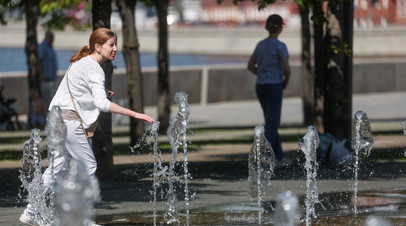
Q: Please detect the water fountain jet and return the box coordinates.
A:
[132,121,167,225]
[19,106,68,225]
[352,111,374,215]
[53,159,101,226]
[19,128,49,225]
[166,91,191,225]
[44,105,68,224]
[248,125,275,224]
[298,125,320,226]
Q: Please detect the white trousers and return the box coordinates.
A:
[24,120,97,216]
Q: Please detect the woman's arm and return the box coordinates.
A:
[247,55,257,75]
[109,102,155,123]
[281,57,290,89]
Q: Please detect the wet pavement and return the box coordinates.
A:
[1,92,406,225]
[2,160,406,225]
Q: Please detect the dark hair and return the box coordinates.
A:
[70,28,116,63]
[265,14,284,34]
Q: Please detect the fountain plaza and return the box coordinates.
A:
[1,92,406,225]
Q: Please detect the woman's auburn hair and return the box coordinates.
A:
[70,28,116,63]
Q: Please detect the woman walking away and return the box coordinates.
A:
[20,28,155,226]
[247,14,291,170]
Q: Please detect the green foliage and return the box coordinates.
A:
[0,0,21,25]
[256,0,277,10]
[329,42,351,57]
[329,44,340,54]
[42,10,69,30]
[217,0,328,24]
[217,0,276,11]
[343,42,351,56]
[0,0,91,30]
[40,0,91,31]
[142,0,154,8]
[40,0,80,14]
[299,0,354,25]
[306,0,328,25]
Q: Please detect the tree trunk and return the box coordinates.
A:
[323,1,353,141]
[92,0,112,29]
[323,2,349,140]
[117,0,145,146]
[299,5,313,126]
[343,1,354,140]
[154,0,171,134]
[24,0,40,127]
[312,1,325,134]
[91,0,114,181]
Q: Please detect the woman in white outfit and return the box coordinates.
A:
[20,28,155,225]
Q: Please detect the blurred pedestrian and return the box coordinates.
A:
[28,89,46,129]
[247,14,291,169]
[39,30,58,108]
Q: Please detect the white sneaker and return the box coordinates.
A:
[85,219,101,226]
[19,212,35,225]
[275,157,292,169]
[19,211,48,226]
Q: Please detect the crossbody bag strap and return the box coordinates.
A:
[65,64,88,135]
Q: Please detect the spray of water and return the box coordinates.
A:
[273,191,299,226]
[46,106,67,149]
[45,106,68,224]
[53,159,101,226]
[18,106,68,225]
[352,111,374,215]
[298,125,320,226]
[363,215,392,226]
[40,106,100,225]
[248,125,275,224]
[166,92,191,225]
[402,121,406,157]
[133,121,168,225]
[19,128,51,225]
[149,122,167,226]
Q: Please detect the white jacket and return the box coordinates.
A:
[49,55,110,128]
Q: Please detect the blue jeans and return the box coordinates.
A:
[256,83,284,160]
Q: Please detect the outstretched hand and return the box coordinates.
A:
[108,102,155,122]
[134,113,155,123]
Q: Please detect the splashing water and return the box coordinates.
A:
[363,215,392,226]
[131,121,169,225]
[53,159,101,226]
[135,121,168,225]
[18,106,67,225]
[148,122,167,226]
[248,125,275,224]
[273,191,299,226]
[19,128,52,225]
[166,92,191,225]
[46,106,67,148]
[402,121,406,158]
[402,121,406,136]
[150,122,168,226]
[298,125,320,226]
[352,111,374,157]
[45,106,68,222]
[352,111,374,215]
